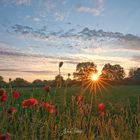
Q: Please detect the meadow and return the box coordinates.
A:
[0,85,140,140]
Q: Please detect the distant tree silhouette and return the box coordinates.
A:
[73,62,97,81]
[11,78,29,87]
[131,68,140,84]
[102,63,125,80]
[128,67,137,78]
[32,79,44,86]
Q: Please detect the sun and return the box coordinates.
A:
[91,73,99,81]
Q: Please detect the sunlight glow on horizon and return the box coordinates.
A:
[91,73,99,81]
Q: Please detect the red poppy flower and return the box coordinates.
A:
[41,102,55,113]
[48,104,55,113]
[98,103,105,112]
[41,102,50,109]
[0,133,11,140]
[44,85,50,93]
[12,90,20,98]
[7,107,17,114]
[0,89,6,96]
[22,98,38,108]
[0,94,8,102]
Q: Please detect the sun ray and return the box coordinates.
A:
[81,71,112,101]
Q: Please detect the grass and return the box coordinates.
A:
[0,85,140,140]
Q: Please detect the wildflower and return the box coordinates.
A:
[0,94,8,102]
[44,85,50,93]
[41,102,55,113]
[48,104,55,113]
[0,133,11,140]
[12,90,20,98]
[41,102,50,108]
[7,107,17,114]
[22,98,38,108]
[98,103,105,112]
[0,89,6,96]
[59,62,63,68]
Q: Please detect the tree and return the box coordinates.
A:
[102,63,125,80]
[11,78,29,87]
[73,62,97,81]
[32,79,44,86]
[131,68,140,83]
[128,67,137,78]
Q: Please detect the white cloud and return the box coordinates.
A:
[0,0,31,6]
[55,12,65,21]
[15,0,31,5]
[77,0,104,16]
[26,15,41,22]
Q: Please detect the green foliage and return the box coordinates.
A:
[10,78,30,87]
[102,63,125,80]
[0,85,140,139]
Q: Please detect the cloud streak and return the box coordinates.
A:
[77,0,104,16]
[10,24,140,55]
[0,0,31,6]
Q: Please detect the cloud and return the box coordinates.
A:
[0,42,81,62]
[0,0,31,6]
[55,12,65,21]
[0,68,57,75]
[131,56,140,62]
[77,0,104,16]
[25,15,41,22]
[78,27,140,50]
[11,24,48,40]
[10,24,140,54]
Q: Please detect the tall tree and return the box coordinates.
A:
[73,62,97,81]
[128,67,137,78]
[102,63,125,80]
[131,68,140,83]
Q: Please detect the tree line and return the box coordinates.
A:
[0,62,140,87]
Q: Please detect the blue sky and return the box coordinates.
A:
[0,0,140,81]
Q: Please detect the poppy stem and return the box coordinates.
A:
[87,83,96,138]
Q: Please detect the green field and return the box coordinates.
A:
[0,85,140,140]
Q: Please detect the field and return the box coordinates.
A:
[0,85,140,140]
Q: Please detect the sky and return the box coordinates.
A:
[0,0,140,82]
